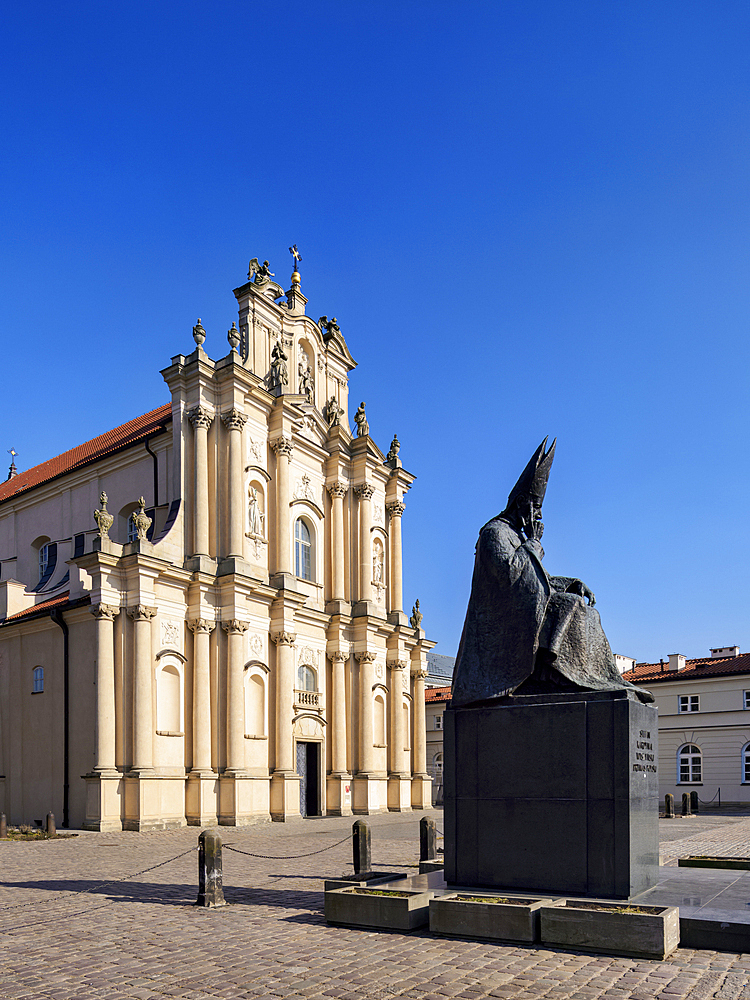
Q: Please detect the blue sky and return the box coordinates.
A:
[3,2,750,663]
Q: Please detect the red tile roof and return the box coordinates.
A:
[426,685,452,703]
[2,592,90,624]
[0,403,172,505]
[623,653,750,684]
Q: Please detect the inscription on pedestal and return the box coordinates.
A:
[633,729,656,773]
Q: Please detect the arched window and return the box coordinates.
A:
[432,752,443,775]
[298,664,317,691]
[32,667,44,694]
[295,517,313,580]
[374,693,386,746]
[156,663,182,733]
[33,537,57,588]
[678,744,702,784]
[743,743,750,783]
[245,670,266,738]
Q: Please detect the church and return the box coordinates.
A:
[0,255,433,830]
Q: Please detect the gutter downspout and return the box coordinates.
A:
[144,435,159,508]
[50,609,69,828]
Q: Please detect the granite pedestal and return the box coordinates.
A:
[444,689,659,899]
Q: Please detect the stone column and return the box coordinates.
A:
[355,485,374,603]
[127,605,157,773]
[271,631,296,773]
[271,438,293,575]
[386,501,405,613]
[222,619,249,773]
[388,659,407,775]
[189,406,214,557]
[331,652,349,774]
[221,408,248,559]
[188,619,215,773]
[91,604,120,773]
[356,651,376,774]
[411,664,428,777]
[327,482,348,602]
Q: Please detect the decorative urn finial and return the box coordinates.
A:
[227,322,240,351]
[192,318,206,346]
[94,491,114,539]
[130,497,152,542]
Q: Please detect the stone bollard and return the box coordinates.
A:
[682,792,692,817]
[196,829,226,908]
[352,819,371,876]
[690,790,699,814]
[46,812,56,837]
[420,816,437,861]
[664,793,675,819]
[0,814,6,839]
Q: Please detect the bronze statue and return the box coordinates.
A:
[451,438,654,707]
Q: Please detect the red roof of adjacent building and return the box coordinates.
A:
[426,685,452,703]
[623,653,750,684]
[0,403,172,505]
[1,592,91,624]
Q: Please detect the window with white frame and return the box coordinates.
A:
[37,542,57,584]
[295,518,312,580]
[679,694,699,713]
[743,744,750,783]
[298,664,317,691]
[432,752,443,775]
[32,666,44,693]
[434,713,443,730]
[678,744,702,783]
[744,691,750,710]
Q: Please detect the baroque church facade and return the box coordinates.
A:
[0,258,433,830]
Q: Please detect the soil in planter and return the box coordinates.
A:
[349,889,414,898]
[453,895,537,905]
[564,902,664,915]
[2,830,79,842]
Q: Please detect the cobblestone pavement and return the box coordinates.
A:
[0,811,749,999]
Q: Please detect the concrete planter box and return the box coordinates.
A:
[418,860,444,875]
[430,892,555,943]
[540,900,680,960]
[323,872,406,892]
[324,885,433,930]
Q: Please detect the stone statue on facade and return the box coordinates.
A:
[386,434,400,462]
[451,438,655,708]
[130,497,152,541]
[248,258,275,284]
[324,395,344,428]
[410,600,423,630]
[298,361,314,401]
[354,402,369,437]
[93,492,114,539]
[247,487,264,537]
[270,340,289,388]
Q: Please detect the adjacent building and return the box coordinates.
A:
[0,259,434,830]
[623,647,750,808]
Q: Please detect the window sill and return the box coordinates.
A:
[244,734,268,740]
[374,744,386,749]
[31,691,44,696]
[677,782,703,786]
[156,731,184,737]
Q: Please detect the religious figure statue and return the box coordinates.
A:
[248,258,275,284]
[247,487,264,537]
[451,438,654,707]
[373,540,384,584]
[270,340,288,388]
[325,395,344,428]
[318,316,341,340]
[354,401,369,437]
[298,361,314,401]
[410,600,423,630]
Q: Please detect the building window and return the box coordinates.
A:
[678,744,702,783]
[434,713,443,730]
[73,534,85,558]
[679,695,699,713]
[295,518,312,580]
[743,744,750,783]
[744,691,750,710]
[432,752,444,775]
[298,665,317,691]
[32,667,44,693]
[38,542,57,585]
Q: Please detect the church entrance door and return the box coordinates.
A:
[296,741,320,817]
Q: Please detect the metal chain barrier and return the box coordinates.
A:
[223,832,351,860]
[0,844,197,915]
